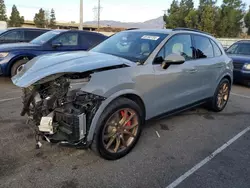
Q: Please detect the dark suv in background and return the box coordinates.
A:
[0,30,108,76]
[0,28,50,44]
[226,40,250,85]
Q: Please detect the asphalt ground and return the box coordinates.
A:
[0,77,250,188]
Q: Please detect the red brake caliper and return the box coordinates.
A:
[121,110,131,126]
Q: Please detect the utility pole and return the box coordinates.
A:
[93,0,102,32]
[97,0,101,32]
[79,0,83,30]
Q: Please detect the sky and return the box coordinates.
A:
[6,0,250,23]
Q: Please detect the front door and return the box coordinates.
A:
[51,32,80,51]
[149,34,203,118]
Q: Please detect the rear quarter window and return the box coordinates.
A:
[210,39,222,57]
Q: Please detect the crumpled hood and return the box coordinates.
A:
[0,42,41,51]
[228,54,250,63]
[12,51,135,87]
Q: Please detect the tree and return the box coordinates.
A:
[197,0,218,35]
[8,5,24,27]
[44,9,50,28]
[244,6,250,35]
[178,0,194,27]
[34,8,46,28]
[49,9,56,28]
[217,0,245,37]
[0,0,7,21]
[185,9,199,29]
[165,0,181,28]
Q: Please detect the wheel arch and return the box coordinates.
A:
[222,75,232,85]
[8,54,36,75]
[87,90,146,143]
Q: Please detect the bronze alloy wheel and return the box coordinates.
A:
[217,82,230,109]
[102,108,139,153]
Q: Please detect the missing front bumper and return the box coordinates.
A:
[38,110,87,144]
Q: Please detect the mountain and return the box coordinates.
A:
[84,16,164,29]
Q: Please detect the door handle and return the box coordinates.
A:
[186,69,198,73]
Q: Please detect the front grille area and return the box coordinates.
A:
[54,110,81,142]
[233,62,244,70]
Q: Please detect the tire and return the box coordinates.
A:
[11,59,29,77]
[208,78,231,112]
[91,97,143,160]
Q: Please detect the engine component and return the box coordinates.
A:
[21,74,105,144]
[38,112,54,134]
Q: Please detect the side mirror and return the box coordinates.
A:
[161,53,185,69]
[52,42,62,48]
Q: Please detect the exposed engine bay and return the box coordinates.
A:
[21,73,105,147]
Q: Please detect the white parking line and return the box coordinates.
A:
[166,126,250,188]
[0,97,20,103]
[231,92,250,99]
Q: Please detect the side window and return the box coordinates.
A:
[210,39,222,57]
[1,31,23,41]
[193,35,214,58]
[53,33,79,46]
[81,34,106,47]
[24,30,45,41]
[154,34,194,63]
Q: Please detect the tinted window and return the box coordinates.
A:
[53,33,79,46]
[193,35,214,58]
[1,30,23,41]
[24,30,47,41]
[226,43,250,55]
[91,31,167,63]
[154,34,194,63]
[210,39,222,57]
[81,33,106,48]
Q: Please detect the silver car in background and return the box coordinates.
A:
[12,28,233,160]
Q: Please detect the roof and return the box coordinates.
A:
[122,29,173,34]
[121,28,213,37]
[48,29,107,37]
[236,40,250,43]
[7,27,51,31]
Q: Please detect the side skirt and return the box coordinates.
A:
[147,98,210,123]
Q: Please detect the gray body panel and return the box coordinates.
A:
[12,51,135,87]
[12,29,233,143]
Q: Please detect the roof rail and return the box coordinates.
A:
[173,27,212,36]
[125,28,139,30]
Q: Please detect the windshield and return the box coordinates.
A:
[226,42,250,55]
[0,29,6,35]
[30,30,62,45]
[91,31,168,62]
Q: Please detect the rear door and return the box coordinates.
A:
[192,34,223,97]
[0,30,24,43]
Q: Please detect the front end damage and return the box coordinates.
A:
[21,73,105,148]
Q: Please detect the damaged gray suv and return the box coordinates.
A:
[12,28,233,160]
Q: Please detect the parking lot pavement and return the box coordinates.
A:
[0,78,250,188]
